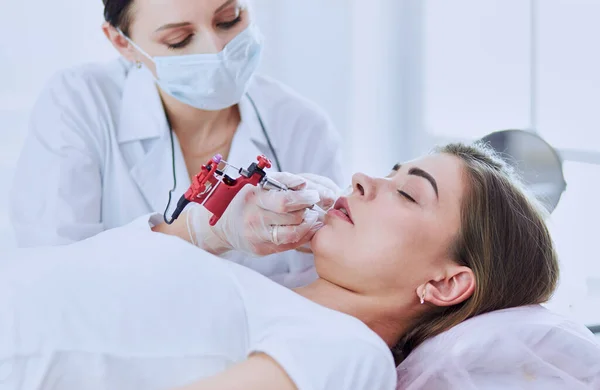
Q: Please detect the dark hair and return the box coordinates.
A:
[103,0,135,36]
[393,142,559,363]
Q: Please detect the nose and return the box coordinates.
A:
[196,31,222,54]
[351,172,377,201]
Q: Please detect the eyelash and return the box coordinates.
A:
[217,14,243,29]
[168,35,194,50]
[167,14,243,50]
[398,190,417,204]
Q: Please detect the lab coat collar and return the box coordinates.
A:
[118,66,185,216]
[122,73,273,215]
[129,130,190,216]
[117,66,169,144]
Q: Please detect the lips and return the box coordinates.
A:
[329,197,353,224]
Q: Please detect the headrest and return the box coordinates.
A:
[396,305,600,389]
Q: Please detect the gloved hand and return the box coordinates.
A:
[186,172,336,257]
[296,173,341,211]
[292,173,343,254]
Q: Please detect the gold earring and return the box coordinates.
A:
[420,286,427,305]
[136,61,142,69]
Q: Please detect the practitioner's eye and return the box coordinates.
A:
[167,35,194,50]
[216,6,244,30]
[217,15,242,30]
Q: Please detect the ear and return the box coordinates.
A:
[102,22,137,63]
[420,266,475,307]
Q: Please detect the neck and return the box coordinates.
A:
[160,90,239,145]
[295,278,414,347]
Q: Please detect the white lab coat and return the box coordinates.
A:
[10,58,345,287]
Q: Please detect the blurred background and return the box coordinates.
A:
[0,0,598,331]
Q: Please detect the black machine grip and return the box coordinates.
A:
[165,196,191,224]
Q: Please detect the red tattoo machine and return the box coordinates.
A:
[164,154,288,226]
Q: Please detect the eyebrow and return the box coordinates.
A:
[155,22,192,33]
[392,164,439,199]
[154,0,236,33]
[216,0,236,13]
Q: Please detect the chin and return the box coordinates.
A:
[311,225,330,253]
[310,224,339,258]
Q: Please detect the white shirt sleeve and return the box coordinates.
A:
[10,71,107,247]
[252,337,397,390]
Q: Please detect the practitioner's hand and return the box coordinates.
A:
[186,172,331,256]
[292,173,342,254]
[295,173,340,210]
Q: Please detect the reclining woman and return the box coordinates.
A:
[1,142,598,389]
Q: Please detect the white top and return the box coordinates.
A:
[0,215,396,390]
[396,305,600,389]
[10,58,346,288]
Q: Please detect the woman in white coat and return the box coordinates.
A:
[10,0,344,287]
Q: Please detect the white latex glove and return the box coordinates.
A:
[187,172,335,256]
[293,173,343,254]
[296,173,341,211]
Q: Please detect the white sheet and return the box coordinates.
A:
[396,305,600,389]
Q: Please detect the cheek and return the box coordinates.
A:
[348,212,409,273]
[360,203,411,250]
[354,205,429,269]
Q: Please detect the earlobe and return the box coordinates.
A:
[422,266,475,307]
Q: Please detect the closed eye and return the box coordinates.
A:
[217,15,242,29]
[168,34,194,50]
[398,190,417,203]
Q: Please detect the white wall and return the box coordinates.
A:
[254,0,418,177]
[423,0,532,138]
[0,0,114,109]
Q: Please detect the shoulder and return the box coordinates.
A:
[227,266,396,389]
[256,320,396,390]
[331,337,397,390]
[29,58,131,152]
[40,58,129,104]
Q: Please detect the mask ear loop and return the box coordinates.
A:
[116,28,154,65]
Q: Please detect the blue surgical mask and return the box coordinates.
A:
[120,25,263,111]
